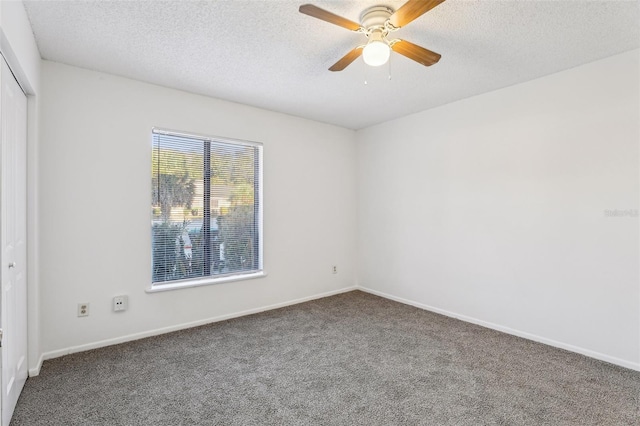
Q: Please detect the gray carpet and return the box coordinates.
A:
[11,291,640,425]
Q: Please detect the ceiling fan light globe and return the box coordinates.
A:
[363,41,390,67]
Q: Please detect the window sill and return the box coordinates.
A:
[146,270,267,293]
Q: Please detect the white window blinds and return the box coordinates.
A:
[151,129,262,285]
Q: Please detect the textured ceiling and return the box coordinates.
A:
[23,0,640,129]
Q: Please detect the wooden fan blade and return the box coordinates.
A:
[329,47,363,71]
[391,40,441,66]
[388,0,446,28]
[299,4,362,31]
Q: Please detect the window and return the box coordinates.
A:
[151,129,263,289]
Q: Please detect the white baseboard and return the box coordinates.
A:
[28,353,44,377]
[34,285,357,375]
[32,284,638,376]
[356,285,640,372]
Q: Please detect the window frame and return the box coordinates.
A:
[147,127,265,293]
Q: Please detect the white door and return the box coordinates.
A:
[0,58,28,426]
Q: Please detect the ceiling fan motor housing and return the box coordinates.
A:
[360,6,394,30]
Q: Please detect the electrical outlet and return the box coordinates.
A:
[113,295,128,312]
[77,303,90,317]
[332,265,338,274]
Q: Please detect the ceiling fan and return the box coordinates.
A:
[299,0,446,71]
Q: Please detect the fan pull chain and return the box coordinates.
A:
[363,57,368,85]
[388,54,392,80]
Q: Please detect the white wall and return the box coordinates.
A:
[357,50,640,370]
[0,1,41,374]
[39,61,357,358]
